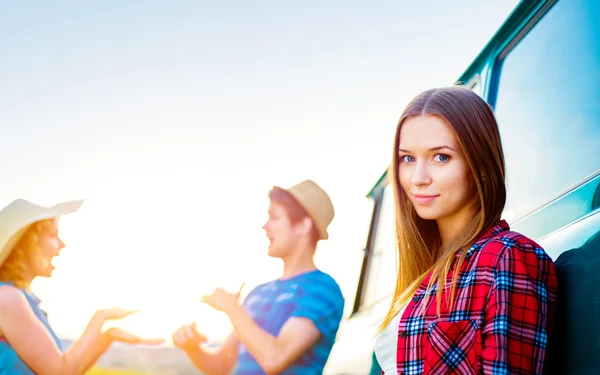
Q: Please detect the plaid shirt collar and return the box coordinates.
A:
[459,219,509,259]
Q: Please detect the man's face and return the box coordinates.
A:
[262,201,296,258]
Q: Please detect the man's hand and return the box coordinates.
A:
[201,284,245,314]
[172,322,208,350]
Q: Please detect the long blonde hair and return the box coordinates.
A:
[0,220,53,289]
[379,87,506,331]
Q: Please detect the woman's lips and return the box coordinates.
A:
[412,194,439,205]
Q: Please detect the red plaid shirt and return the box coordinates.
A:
[392,220,557,375]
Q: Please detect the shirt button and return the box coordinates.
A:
[413,296,419,302]
[400,331,407,338]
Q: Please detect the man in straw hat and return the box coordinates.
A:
[173,179,345,375]
[0,199,163,374]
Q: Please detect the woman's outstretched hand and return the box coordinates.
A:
[105,327,165,345]
[96,307,139,321]
[90,308,164,345]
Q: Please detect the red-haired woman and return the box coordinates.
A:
[0,199,163,375]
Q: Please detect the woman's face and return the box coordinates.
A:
[397,115,477,231]
[29,219,65,278]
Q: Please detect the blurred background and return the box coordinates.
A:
[1,0,519,373]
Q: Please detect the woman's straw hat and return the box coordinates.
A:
[0,199,83,267]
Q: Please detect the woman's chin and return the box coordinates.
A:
[37,266,55,278]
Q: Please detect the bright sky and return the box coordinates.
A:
[1,1,518,343]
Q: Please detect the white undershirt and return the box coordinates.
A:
[374,305,407,374]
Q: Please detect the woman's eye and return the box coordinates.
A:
[434,154,450,162]
[400,155,415,163]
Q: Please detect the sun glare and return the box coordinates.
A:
[37,199,279,344]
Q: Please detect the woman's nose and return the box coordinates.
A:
[56,238,65,252]
[411,161,432,186]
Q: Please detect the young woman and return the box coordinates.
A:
[374,86,557,374]
[0,199,163,375]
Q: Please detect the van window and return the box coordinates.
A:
[361,185,396,308]
[493,0,600,223]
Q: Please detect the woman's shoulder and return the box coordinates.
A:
[484,229,546,255]
[474,221,553,269]
[0,284,30,312]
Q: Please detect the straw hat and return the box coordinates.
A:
[279,180,334,240]
[0,199,83,267]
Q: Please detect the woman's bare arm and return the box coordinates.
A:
[0,286,112,375]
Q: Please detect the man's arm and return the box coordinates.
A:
[185,333,240,375]
[174,325,240,375]
[202,281,344,375]
[227,306,321,375]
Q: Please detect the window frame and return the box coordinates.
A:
[487,0,558,108]
[488,0,600,226]
[351,186,384,315]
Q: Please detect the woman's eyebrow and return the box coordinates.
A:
[398,145,456,153]
[428,145,456,152]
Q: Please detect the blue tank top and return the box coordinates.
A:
[0,282,63,374]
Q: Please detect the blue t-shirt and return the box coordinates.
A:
[0,282,63,374]
[234,269,344,375]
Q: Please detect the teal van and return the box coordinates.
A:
[324,0,600,373]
